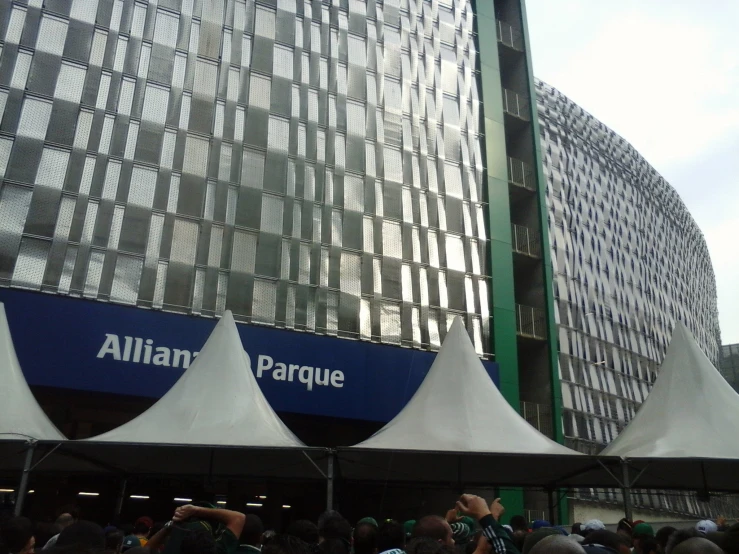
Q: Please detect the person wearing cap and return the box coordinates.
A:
[581,521,606,538]
[696,521,718,536]
[122,534,142,551]
[376,520,406,554]
[403,521,416,541]
[632,523,655,554]
[450,522,471,545]
[581,529,631,554]
[147,503,246,554]
[354,519,378,554]
[133,516,153,547]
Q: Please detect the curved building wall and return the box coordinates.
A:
[0,0,492,355]
[537,80,723,513]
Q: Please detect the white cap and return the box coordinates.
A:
[582,519,606,532]
[696,520,718,535]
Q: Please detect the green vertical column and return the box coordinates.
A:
[476,2,520,412]
[519,0,568,525]
[476,0,524,521]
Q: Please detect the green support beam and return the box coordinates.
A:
[477,1,525,521]
[519,0,568,525]
[477,10,521,410]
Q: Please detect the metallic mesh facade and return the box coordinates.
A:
[0,0,493,354]
[537,80,724,515]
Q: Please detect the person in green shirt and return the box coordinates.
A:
[148,504,245,554]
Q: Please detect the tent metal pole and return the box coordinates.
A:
[326,453,335,511]
[14,442,36,516]
[546,489,556,525]
[621,460,633,522]
[115,478,128,520]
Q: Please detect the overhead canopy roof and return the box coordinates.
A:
[600,321,739,492]
[46,311,328,479]
[338,317,615,488]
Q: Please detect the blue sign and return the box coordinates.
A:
[0,288,498,423]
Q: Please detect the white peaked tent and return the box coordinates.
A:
[47,311,329,480]
[0,302,68,514]
[0,303,66,445]
[337,317,615,488]
[599,321,739,492]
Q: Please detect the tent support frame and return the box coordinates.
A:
[14,442,36,516]
[546,488,556,525]
[326,453,335,511]
[302,450,327,479]
[624,461,654,520]
[115,478,128,519]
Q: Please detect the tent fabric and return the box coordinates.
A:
[601,321,739,459]
[351,316,578,455]
[599,322,739,492]
[0,302,65,442]
[85,310,305,448]
[339,317,614,487]
[44,311,329,479]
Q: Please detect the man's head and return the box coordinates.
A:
[286,520,319,545]
[56,520,105,552]
[671,537,723,554]
[450,523,471,546]
[134,516,153,538]
[318,512,351,542]
[242,514,264,547]
[666,529,701,554]
[56,513,76,530]
[530,535,585,554]
[354,523,378,554]
[581,521,606,537]
[656,527,677,554]
[377,520,405,553]
[582,530,631,554]
[318,511,343,534]
[633,524,655,554]
[412,516,454,547]
[105,529,124,554]
[522,529,563,554]
[0,517,34,554]
[696,521,718,536]
[406,536,455,554]
[57,504,81,522]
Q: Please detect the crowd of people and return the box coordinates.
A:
[2,495,738,554]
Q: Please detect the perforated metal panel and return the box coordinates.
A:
[538,80,722,513]
[0,0,492,354]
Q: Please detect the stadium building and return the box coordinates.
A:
[537,80,725,519]
[0,0,559,522]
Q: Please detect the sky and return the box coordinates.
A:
[525,0,739,344]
